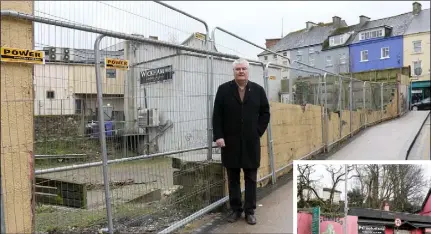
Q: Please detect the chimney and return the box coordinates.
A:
[306,21,317,29]
[265,38,281,49]
[149,36,158,40]
[332,16,342,28]
[413,2,422,15]
[359,15,370,25]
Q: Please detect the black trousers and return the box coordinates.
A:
[226,168,257,215]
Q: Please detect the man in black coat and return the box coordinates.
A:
[212,58,270,225]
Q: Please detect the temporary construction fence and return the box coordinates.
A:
[0,2,411,234]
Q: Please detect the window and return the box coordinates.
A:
[264,56,268,60]
[360,50,368,62]
[413,41,422,53]
[75,99,82,114]
[326,56,332,66]
[273,54,277,59]
[340,53,346,64]
[297,54,302,67]
[309,47,314,54]
[297,50,303,55]
[413,60,422,75]
[329,35,345,46]
[381,47,389,59]
[46,91,55,99]
[106,69,116,78]
[283,52,287,56]
[359,28,384,41]
[282,61,288,65]
[309,54,315,66]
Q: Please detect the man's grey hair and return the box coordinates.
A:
[232,58,250,70]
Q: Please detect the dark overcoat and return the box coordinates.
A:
[212,80,270,169]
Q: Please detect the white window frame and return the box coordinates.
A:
[309,47,314,54]
[413,60,422,72]
[360,50,368,62]
[326,55,332,66]
[359,28,384,41]
[309,54,315,66]
[413,40,422,53]
[381,47,389,59]
[340,53,346,64]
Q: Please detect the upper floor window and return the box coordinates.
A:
[309,47,315,54]
[273,54,277,59]
[309,54,315,66]
[264,56,268,60]
[329,35,345,47]
[283,52,287,56]
[326,56,332,67]
[46,90,55,99]
[359,28,384,41]
[413,60,422,71]
[340,53,346,64]
[360,50,368,62]
[297,50,303,55]
[413,40,422,53]
[381,47,390,59]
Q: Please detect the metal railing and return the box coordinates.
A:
[0,2,409,233]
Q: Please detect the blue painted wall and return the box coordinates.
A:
[349,36,403,73]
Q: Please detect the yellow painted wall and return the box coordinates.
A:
[224,93,400,196]
[403,32,431,81]
[1,1,35,233]
[70,64,125,95]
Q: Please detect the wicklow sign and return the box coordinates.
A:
[140,65,174,85]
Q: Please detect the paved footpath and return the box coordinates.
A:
[207,180,294,234]
[408,114,430,160]
[328,111,430,160]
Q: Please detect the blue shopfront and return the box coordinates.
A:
[410,80,431,104]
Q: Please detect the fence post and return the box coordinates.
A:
[349,78,353,136]
[363,82,367,128]
[380,82,384,121]
[322,73,328,152]
[264,63,276,184]
[338,76,343,138]
[94,34,114,234]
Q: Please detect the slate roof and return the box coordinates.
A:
[349,11,415,44]
[258,21,347,56]
[404,8,430,35]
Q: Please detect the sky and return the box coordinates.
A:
[300,163,431,201]
[33,1,431,60]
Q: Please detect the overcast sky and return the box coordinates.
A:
[299,163,431,201]
[34,1,430,59]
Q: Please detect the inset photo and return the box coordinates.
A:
[293,160,431,234]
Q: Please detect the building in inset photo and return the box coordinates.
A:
[294,161,431,234]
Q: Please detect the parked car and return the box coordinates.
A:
[411,97,431,111]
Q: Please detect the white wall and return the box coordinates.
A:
[134,53,282,154]
[34,64,75,115]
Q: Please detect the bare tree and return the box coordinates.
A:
[324,165,357,206]
[297,164,324,206]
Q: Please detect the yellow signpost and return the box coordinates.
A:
[105,58,129,70]
[0,47,45,64]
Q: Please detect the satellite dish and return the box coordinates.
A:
[414,67,422,76]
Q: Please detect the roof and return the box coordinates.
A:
[349,207,431,224]
[404,8,430,35]
[350,12,414,44]
[323,188,341,193]
[258,21,347,56]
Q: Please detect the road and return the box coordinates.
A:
[327,111,430,160]
[408,114,430,160]
[199,180,294,234]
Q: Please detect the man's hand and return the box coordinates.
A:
[215,138,225,148]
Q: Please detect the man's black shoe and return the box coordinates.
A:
[245,214,256,225]
[226,211,242,223]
